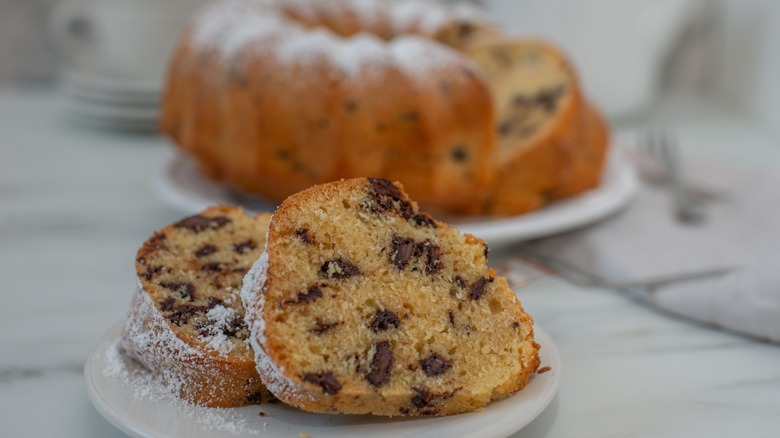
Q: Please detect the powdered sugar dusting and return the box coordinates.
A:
[121,282,259,407]
[332,32,389,77]
[241,252,270,347]
[342,0,386,25]
[390,35,469,75]
[103,339,260,435]
[390,0,447,36]
[275,27,340,65]
[241,252,314,403]
[189,0,490,67]
[202,304,239,356]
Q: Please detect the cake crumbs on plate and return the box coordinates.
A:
[537,366,552,374]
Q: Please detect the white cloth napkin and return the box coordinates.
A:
[520,159,780,343]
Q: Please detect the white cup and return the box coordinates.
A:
[50,0,208,84]
[483,0,697,119]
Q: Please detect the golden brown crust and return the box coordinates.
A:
[161,0,609,217]
[123,205,273,407]
[244,178,539,416]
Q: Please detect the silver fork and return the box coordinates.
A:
[640,130,706,224]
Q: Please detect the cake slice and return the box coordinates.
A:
[464,36,607,215]
[241,178,539,416]
[122,206,273,407]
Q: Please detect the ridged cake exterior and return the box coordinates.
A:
[161,0,609,216]
[241,178,540,416]
[122,206,273,407]
[162,0,497,214]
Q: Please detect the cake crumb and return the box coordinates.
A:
[537,366,551,374]
[258,411,267,417]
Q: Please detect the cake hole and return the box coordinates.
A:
[488,298,503,314]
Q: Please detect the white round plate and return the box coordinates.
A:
[61,69,161,103]
[85,323,560,438]
[155,145,638,246]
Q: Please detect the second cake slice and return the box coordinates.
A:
[242,178,539,416]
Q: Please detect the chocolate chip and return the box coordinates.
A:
[399,407,411,415]
[195,244,217,258]
[411,387,433,408]
[160,297,177,312]
[174,215,232,232]
[512,94,533,107]
[160,298,203,325]
[401,110,420,122]
[454,276,467,289]
[469,277,493,301]
[295,228,314,245]
[368,177,402,203]
[483,244,489,260]
[310,320,340,334]
[392,237,416,270]
[458,21,475,38]
[365,341,394,387]
[284,284,323,305]
[142,265,163,281]
[498,120,514,136]
[537,85,566,113]
[370,310,400,332]
[206,297,224,309]
[451,145,468,162]
[416,242,442,275]
[201,262,222,272]
[321,258,360,279]
[512,321,520,330]
[367,178,415,220]
[412,213,438,228]
[159,282,196,300]
[147,232,169,250]
[224,315,247,336]
[448,310,456,326]
[247,393,264,405]
[420,353,452,376]
[301,372,341,395]
[232,239,257,254]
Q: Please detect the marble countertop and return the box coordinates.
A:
[1,88,779,437]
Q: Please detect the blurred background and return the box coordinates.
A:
[1,0,779,134]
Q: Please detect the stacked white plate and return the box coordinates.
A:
[58,69,161,131]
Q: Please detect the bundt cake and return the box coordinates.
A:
[122,206,273,407]
[161,0,608,216]
[241,178,540,416]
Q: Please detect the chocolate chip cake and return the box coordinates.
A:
[122,206,273,407]
[241,178,540,416]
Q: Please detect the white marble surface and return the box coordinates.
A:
[1,88,779,437]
